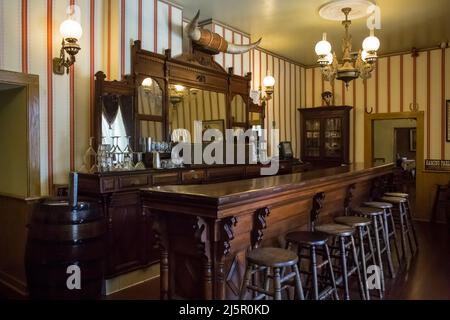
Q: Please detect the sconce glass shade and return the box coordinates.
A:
[315,40,332,56]
[325,52,334,64]
[174,85,186,92]
[142,77,153,87]
[263,75,276,88]
[362,35,380,52]
[60,19,83,40]
[361,50,368,62]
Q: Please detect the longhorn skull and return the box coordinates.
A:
[186,10,261,55]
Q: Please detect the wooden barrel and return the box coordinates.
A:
[25,198,106,299]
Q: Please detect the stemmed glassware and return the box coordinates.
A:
[79,137,98,173]
[110,136,123,171]
[134,152,146,170]
[123,136,135,170]
[97,137,112,172]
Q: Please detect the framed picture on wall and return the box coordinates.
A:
[410,129,417,152]
[447,100,450,142]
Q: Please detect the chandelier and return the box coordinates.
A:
[315,7,380,88]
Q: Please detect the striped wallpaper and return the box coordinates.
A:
[0,0,448,197]
[304,48,450,163]
[201,20,307,158]
[0,0,183,195]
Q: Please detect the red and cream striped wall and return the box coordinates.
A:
[305,48,450,163]
[0,0,183,195]
[201,20,307,158]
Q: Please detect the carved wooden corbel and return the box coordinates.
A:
[344,184,356,215]
[310,192,326,231]
[222,216,238,257]
[251,207,271,249]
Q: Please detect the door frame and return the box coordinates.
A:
[364,112,424,171]
[0,69,40,197]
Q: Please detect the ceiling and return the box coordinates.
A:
[173,0,450,65]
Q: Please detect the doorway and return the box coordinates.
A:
[365,112,425,218]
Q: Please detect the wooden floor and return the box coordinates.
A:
[106,222,450,300]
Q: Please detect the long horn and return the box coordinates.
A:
[226,38,262,54]
[185,10,201,41]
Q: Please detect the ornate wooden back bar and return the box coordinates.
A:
[93,40,263,149]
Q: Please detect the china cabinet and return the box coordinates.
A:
[299,106,352,167]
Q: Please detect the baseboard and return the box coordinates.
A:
[104,264,160,296]
[0,269,28,299]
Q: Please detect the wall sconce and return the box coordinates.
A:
[53,6,83,75]
[261,75,275,101]
[251,74,275,106]
[169,85,187,108]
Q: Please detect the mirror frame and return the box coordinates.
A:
[94,40,266,151]
[93,71,136,150]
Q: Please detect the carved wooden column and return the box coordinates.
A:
[150,209,170,300]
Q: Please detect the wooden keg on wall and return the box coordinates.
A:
[25,195,106,299]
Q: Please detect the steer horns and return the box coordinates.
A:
[186,10,261,55]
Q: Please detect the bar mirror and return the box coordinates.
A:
[168,84,227,142]
[138,77,164,143]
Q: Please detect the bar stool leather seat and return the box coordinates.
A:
[363,202,393,210]
[384,192,409,198]
[334,216,371,228]
[380,196,407,204]
[286,231,329,246]
[315,224,354,237]
[351,207,384,216]
[246,247,299,268]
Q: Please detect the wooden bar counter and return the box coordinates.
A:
[141,163,394,300]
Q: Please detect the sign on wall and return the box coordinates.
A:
[425,159,450,172]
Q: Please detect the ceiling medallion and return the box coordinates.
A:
[315,1,380,88]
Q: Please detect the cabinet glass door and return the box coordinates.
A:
[324,118,342,158]
[305,120,321,157]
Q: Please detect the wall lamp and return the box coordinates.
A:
[251,74,275,106]
[53,6,83,75]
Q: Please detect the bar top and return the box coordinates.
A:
[141,163,394,205]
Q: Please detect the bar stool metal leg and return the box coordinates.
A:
[372,217,385,298]
[405,200,419,250]
[338,237,350,300]
[357,226,370,300]
[273,268,282,300]
[351,236,366,300]
[324,244,339,300]
[293,264,305,300]
[387,208,402,266]
[402,202,415,257]
[380,214,395,278]
[310,246,319,301]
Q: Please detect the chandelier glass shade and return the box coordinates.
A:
[315,7,380,88]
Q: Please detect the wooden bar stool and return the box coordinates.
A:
[350,206,393,298]
[285,231,338,300]
[384,192,419,250]
[334,216,377,300]
[314,224,366,300]
[285,192,339,300]
[364,201,402,267]
[308,193,365,300]
[380,196,416,258]
[239,247,305,300]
